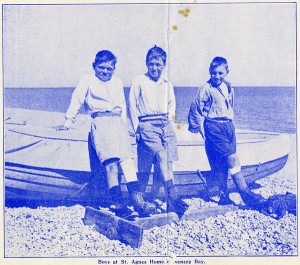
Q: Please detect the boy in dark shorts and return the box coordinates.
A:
[188,57,265,208]
[129,46,189,217]
[56,50,156,218]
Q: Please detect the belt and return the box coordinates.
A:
[91,111,121,119]
[205,117,232,123]
[138,113,168,122]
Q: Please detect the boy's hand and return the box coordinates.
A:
[128,130,135,138]
[135,132,140,142]
[55,125,69,131]
[199,127,206,140]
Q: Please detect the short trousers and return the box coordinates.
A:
[136,119,178,172]
[204,119,236,170]
[90,116,133,166]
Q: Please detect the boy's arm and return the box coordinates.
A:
[60,76,88,130]
[117,79,127,123]
[188,87,209,139]
[128,80,140,133]
[225,80,234,108]
[231,86,234,108]
[188,100,204,133]
[168,83,176,122]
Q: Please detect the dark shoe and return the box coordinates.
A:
[146,197,166,214]
[152,199,166,214]
[153,198,164,207]
[131,192,156,216]
[240,189,266,209]
[110,204,135,219]
[218,193,235,205]
[167,198,189,218]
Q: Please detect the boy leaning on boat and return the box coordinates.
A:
[188,57,265,208]
[56,50,157,219]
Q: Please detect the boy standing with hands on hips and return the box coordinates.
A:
[188,57,265,207]
[56,50,156,218]
[129,46,189,218]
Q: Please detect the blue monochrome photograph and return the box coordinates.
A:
[2,1,297,260]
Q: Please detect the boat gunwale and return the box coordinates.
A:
[6,127,286,146]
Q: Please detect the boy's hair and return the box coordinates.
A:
[92,50,117,69]
[146,45,167,64]
[209,57,229,73]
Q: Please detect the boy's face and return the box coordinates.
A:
[146,57,165,82]
[94,60,115,82]
[210,64,229,87]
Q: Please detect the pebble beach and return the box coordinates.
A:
[4,135,297,257]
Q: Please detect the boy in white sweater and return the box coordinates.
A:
[57,50,156,218]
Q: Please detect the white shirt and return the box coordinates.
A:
[129,74,176,132]
[64,74,126,127]
[219,82,229,98]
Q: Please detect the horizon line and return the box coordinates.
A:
[4,85,296,89]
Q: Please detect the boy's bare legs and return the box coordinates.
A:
[119,159,138,183]
[156,151,172,181]
[227,153,265,207]
[119,159,156,216]
[106,163,119,188]
[156,150,189,218]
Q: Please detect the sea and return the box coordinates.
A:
[4,86,296,134]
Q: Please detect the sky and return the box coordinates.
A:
[3,2,296,87]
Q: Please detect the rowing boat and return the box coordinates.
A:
[4,108,290,203]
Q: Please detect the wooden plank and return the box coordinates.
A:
[83,206,143,248]
[181,205,238,221]
[132,212,179,230]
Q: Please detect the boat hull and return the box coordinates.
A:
[4,108,290,204]
[5,154,288,203]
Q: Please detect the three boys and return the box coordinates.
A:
[59,50,264,218]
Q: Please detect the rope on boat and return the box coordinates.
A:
[5,117,27,126]
[5,139,43,154]
[196,170,209,193]
[67,182,90,200]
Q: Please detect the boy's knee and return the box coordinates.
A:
[227,154,241,175]
[105,162,118,175]
[227,153,240,168]
[120,159,136,174]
